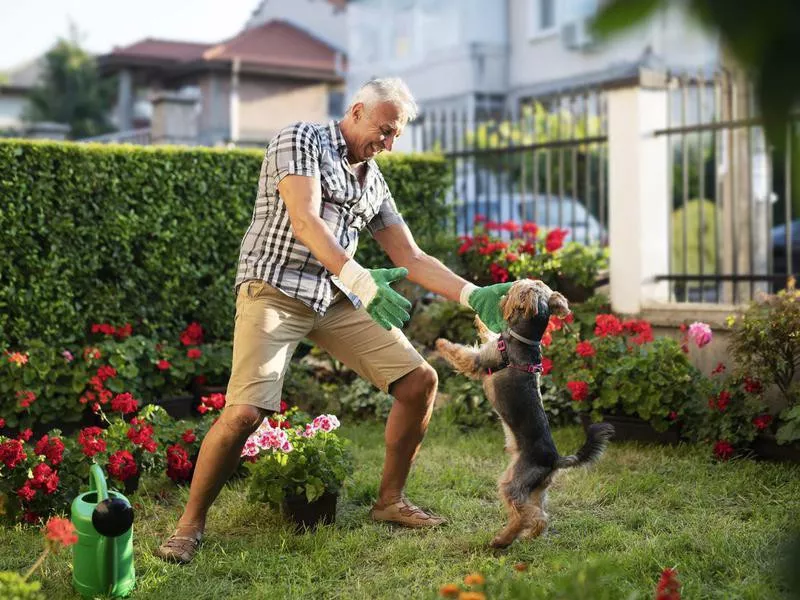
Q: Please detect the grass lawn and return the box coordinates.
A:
[3,420,799,599]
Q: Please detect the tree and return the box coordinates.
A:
[593,0,800,151]
[24,26,115,139]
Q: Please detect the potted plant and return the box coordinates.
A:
[727,282,800,462]
[243,413,353,530]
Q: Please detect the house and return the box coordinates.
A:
[345,0,719,143]
[97,14,347,146]
[0,59,40,134]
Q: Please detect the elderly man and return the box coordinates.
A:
[156,78,512,563]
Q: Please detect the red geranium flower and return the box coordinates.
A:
[31,463,59,494]
[0,439,27,469]
[156,359,171,371]
[489,263,510,283]
[34,435,65,467]
[545,228,569,252]
[576,340,596,358]
[743,377,763,394]
[656,568,681,600]
[45,517,78,549]
[108,450,139,481]
[17,428,33,442]
[78,427,106,457]
[474,215,487,224]
[541,357,553,376]
[180,322,204,346]
[166,444,193,482]
[713,440,734,460]
[567,381,590,402]
[280,400,289,414]
[115,323,133,339]
[0,418,5,428]
[595,314,623,337]
[522,222,538,237]
[622,319,654,345]
[111,392,139,415]
[753,414,773,430]
[17,482,36,503]
[712,362,726,375]
[182,429,196,444]
[127,421,157,453]
[187,348,202,360]
[16,390,36,409]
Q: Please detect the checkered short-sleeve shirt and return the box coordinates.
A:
[234,121,405,315]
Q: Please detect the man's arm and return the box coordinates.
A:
[373,222,514,332]
[372,222,468,302]
[278,174,349,276]
[278,175,411,329]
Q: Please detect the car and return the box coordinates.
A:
[771,219,800,278]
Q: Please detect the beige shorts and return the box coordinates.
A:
[224,279,426,412]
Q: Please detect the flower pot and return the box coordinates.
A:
[751,433,800,463]
[580,413,681,445]
[154,395,196,419]
[553,275,594,304]
[282,491,337,531]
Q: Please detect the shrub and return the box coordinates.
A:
[0,140,452,347]
[727,283,800,444]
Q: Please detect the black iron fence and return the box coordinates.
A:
[655,71,798,304]
[410,90,609,246]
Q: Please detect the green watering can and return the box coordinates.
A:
[71,464,136,598]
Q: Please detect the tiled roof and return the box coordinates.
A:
[107,38,212,63]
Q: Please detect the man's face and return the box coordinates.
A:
[348,101,406,163]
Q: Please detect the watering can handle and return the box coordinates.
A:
[89,463,109,502]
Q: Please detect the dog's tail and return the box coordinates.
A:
[555,423,614,469]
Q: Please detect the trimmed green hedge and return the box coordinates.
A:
[0,140,452,347]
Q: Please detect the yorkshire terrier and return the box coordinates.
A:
[436,279,614,548]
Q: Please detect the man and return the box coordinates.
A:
[156,78,512,563]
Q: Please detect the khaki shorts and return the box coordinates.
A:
[225,280,426,412]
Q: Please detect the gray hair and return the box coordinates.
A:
[347,78,418,122]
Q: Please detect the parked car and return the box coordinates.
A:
[457,193,607,245]
[772,219,800,277]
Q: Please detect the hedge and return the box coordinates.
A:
[0,140,452,347]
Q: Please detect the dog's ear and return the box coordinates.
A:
[548,291,570,317]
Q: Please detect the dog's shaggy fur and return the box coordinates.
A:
[436,279,614,548]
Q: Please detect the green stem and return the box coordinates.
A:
[22,548,49,582]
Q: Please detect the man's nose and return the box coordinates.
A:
[381,134,395,151]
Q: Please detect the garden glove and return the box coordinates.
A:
[459,282,514,333]
[338,259,412,330]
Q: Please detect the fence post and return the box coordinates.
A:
[607,71,670,315]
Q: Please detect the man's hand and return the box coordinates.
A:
[460,282,514,333]
[339,261,412,330]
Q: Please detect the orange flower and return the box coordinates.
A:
[463,573,485,586]
[45,517,78,550]
[439,583,461,597]
[7,352,29,366]
[458,593,486,600]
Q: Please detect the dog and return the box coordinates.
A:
[436,279,614,548]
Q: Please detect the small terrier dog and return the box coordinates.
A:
[436,279,614,548]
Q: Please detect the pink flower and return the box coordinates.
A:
[62,350,74,362]
[312,414,340,433]
[687,322,712,348]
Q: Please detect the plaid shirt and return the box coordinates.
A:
[235,121,405,315]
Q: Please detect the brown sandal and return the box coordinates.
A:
[154,527,203,564]
[370,497,447,528]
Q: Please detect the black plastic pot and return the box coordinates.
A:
[153,395,196,419]
[282,491,337,531]
[751,433,800,463]
[580,413,681,445]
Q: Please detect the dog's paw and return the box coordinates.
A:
[434,338,452,352]
[489,535,513,549]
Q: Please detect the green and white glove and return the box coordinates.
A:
[460,281,514,333]
[339,259,412,330]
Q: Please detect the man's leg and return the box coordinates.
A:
[378,363,438,505]
[309,297,445,527]
[156,280,313,562]
[155,404,268,563]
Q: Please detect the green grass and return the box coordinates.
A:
[4,421,800,599]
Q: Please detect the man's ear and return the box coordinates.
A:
[351,102,364,122]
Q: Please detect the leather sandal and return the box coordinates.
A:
[370,497,447,528]
[154,526,203,564]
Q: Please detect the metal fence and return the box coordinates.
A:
[410,89,609,246]
[655,71,797,304]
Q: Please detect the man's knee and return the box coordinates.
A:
[391,363,438,406]
[218,404,269,437]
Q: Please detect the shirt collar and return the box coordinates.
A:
[329,120,348,158]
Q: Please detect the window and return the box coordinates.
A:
[529,0,557,36]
